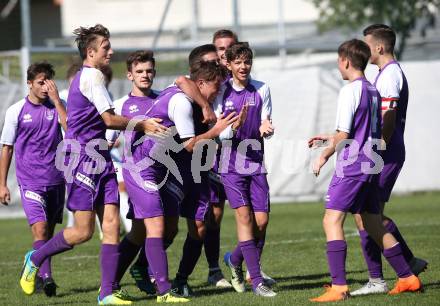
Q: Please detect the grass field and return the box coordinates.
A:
[0,192,439,305]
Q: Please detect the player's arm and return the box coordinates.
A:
[182,112,238,152]
[175,76,216,124]
[101,110,168,135]
[170,93,238,152]
[45,79,68,131]
[0,145,13,205]
[259,83,274,137]
[381,98,398,144]
[309,131,349,176]
[309,85,354,176]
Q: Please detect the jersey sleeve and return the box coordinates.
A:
[335,82,361,133]
[105,96,127,144]
[168,93,195,139]
[0,101,24,145]
[376,65,403,110]
[80,68,113,114]
[259,83,272,121]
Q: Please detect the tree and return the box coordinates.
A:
[311,0,440,58]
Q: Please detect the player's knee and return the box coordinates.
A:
[165,226,178,241]
[76,227,94,243]
[32,224,48,240]
[236,210,253,226]
[102,215,120,235]
[353,214,364,230]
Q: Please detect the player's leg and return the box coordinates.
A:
[115,219,144,291]
[143,202,189,302]
[379,163,427,273]
[173,219,206,296]
[20,209,93,295]
[205,181,231,287]
[118,182,132,233]
[246,174,275,286]
[310,209,349,302]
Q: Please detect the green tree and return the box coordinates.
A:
[311,0,440,58]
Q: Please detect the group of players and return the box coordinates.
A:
[0,22,428,304]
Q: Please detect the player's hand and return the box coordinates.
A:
[308,134,331,148]
[0,185,11,205]
[143,118,169,137]
[232,103,249,131]
[44,79,61,104]
[259,118,274,138]
[213,112,238,135]
[312,155,328,177]
[202,106,217,124]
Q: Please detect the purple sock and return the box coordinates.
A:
[100,244,120,299]
[240,240,263,290]
[326,240,347,286]
[204,227,221,270]
[383,243,412,278]
[114,237,141,289]
[359,230,383,279]
[177,234,203,279]
[145,238,171,295]
[230,243,244,267]
[256,237,265,260]
[385,220,414,263]
[33,240,52,279]
[31,230,72,267]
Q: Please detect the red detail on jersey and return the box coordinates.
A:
[381,97,399,101]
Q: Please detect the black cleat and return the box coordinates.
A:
[43,277,57,297]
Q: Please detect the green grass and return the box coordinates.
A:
[0,192,439,305]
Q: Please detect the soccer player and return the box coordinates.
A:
[19,24,167,305]
[350,24,428,296]
[0,62,67,297]
[216,42,276,297]
[176,44,231,291]
[308,39,422,302]
[213,29,238,67]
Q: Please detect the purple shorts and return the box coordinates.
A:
[221,173,270,212]
[19,184,65,226]
[378,162,403,203]
[208,170,226,204]
[325,175,380,214]
[66,155,119,211]
[162,172,210,222]
[124,169,179,219]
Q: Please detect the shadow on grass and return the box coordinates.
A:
[272,269,367,283]
[424,281,440,290]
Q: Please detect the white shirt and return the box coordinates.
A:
[335,80,363,133]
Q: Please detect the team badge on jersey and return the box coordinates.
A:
[225,100,235,111]
[246,96,256,106]
[129,104,140,113]
[23,113,32,123]
[45,109,55,120]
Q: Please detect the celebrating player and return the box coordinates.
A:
[351,24,428,296]
[0,62,67,297]
[308,39,422,302]
[216,42,276,297]
[19,24,167,305]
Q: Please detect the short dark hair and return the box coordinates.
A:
[363,24,396,53]
[126,50,155,72]
[212,29,238,43]
[188,44,217,68]
[338,39,371,71]
[27,62,55,81]
[190,60,225,82]
[225,42,253,63]
[100,65,113,85]
[66,61,82,80]
[73,24,110,59]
